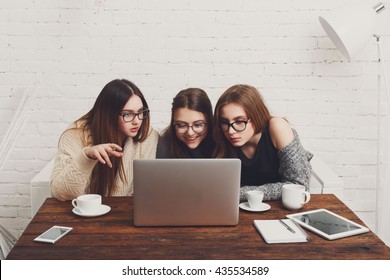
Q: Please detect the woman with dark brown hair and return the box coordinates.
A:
[214,84,312,201]
[50,79,159,201]
[157,88,215,158]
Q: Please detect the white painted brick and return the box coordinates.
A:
[8,148,40,161]
[0,195,30,207]
[11,9,60,23]
[354,211,376,231]
[188,0,243,11]
[0,216,30,237]
[344,198,376,213]
[14,135,59,149]
[294,0,346,10]
[0,184,20,196]
[343,176,377,190]
[0,206,18,217]
[0,11,10,24]
[0,23,34,36]
[0,73,35,85]
[0,60,11,72]
[0,48,35,61]
[0,0,389,240]
[242,0,294,11]
[9,35,61,50]
[34,0,86,9]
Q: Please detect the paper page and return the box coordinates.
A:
[253,219,308,244]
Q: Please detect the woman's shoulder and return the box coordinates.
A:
[150,127,160,138]
[141,127,160,144]
[268,117,294,149]
[268,116,289,128]
[61,120,88,141]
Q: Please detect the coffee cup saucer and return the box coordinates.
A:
[239,202,271,212]
[72,204,111,217]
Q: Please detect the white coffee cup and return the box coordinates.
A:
[282,184,310,211]
[71,194,102,214]
[246,190,264,209]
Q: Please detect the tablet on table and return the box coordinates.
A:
[286,208,369,240]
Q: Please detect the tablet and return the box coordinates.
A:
[286,209,369,240]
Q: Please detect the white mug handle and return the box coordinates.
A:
[303,191,311,204]
[71,199,78,208]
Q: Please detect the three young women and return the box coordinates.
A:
[51,81,311,203]
[50,79,159,201]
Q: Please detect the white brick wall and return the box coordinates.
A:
[0,0,389,238]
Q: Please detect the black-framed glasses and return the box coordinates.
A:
[119,109,149,122]
[173,122,207,134]
[219,119,251,132]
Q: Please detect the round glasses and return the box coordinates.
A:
[219,119,251,132]
[173,122,207,134]
[119,109,149,123]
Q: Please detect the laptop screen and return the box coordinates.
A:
[133,158,241,226]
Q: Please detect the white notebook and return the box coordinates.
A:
[253,219,309,244]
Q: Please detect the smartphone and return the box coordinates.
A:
[34,226,73,244]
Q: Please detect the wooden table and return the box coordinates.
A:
[7,194,390,260]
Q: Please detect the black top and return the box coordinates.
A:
[237,123,281,186]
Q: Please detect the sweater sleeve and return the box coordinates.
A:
[239,130,313,201]
[50,129,98,201]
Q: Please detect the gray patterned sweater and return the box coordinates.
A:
[240,130,313,201]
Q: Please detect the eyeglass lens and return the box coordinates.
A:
[220,120,249,132]
[121,110,149,122]
[174,123,207,134]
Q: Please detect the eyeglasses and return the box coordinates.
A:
[219,119,251,132]
[173,122,207,134]
[119,109,149,122]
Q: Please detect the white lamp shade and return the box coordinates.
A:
[319,3,378,60]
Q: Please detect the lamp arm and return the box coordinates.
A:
[378,42,389,110]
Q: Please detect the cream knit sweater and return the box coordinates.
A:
[50,124,159,201]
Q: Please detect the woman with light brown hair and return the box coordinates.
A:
[214,84,312,201]
[50,79,159,201]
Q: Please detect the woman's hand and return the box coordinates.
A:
[83,143,123,168]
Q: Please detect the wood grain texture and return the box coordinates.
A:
[7,195,390,260]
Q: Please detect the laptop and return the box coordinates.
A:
[133,158,241,226]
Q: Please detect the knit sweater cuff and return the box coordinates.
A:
[74,148,98,174]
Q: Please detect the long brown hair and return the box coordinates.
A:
[161,88,215,158]
[75,79,150,196]
[213,84,272,158]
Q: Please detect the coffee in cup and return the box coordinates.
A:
[246,190,264,209]
[71,194,102,214]
[282,184,310,211]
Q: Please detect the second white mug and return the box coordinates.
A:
[282,184,310,211]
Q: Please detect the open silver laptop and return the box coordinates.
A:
[133,159,241,226]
